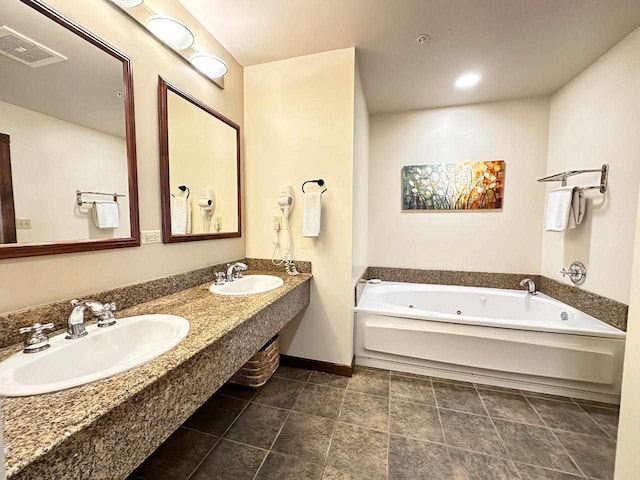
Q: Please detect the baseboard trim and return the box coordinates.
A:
[280,354,354,377]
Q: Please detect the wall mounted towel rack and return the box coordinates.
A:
[76,190,125,206]
[171,185,190,198]
[301,179,327,195]
[537,164,608,194]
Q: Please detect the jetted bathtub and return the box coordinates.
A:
[354,281,625,403]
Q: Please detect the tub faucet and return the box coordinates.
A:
[519,278,537,295]
[66,299,117,339]
[226,262,248,282]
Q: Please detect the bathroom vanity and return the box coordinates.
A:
[0,268,311,479]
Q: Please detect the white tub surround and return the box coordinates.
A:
[355,281,625,403]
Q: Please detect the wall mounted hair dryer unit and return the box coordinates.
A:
[273,185,298,276]
[198,188,216,232]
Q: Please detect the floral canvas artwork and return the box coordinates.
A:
[402,161,505,211]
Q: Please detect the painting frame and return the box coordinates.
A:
[401,160,505,212]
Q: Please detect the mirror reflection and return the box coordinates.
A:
[0,0,134,246]
[161,78,240,240]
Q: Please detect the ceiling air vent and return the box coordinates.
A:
[0,26,67,67]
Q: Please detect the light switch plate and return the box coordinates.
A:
[142,230,161,244]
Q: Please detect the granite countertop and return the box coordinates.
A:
[0,270,311,478]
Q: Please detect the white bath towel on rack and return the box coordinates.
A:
[302,192,322,237]
[568,188,586,229]
[92,201,120,229]
[171,194,191,234]
[545,186,585,232]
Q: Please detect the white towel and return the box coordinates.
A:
[302,192,322,237]
[171,194,191,234]
[92,202,120,229]
[545,186,585,232]
[568,188,586,229]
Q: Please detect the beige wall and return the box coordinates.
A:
[616,188,640,476]
[0,100,130,243]
[368,97,550,274]
[167,91,239,234]
[244,48,356,366]
[352,62,369,286]
[0,0,244,313]
[541,26,640,304]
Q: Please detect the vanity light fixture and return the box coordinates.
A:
[111,0,144,8]
[455,72,481,89]
[109,2,225,88]
[145,16,195,51]
[190,53,228,79]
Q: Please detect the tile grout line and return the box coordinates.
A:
[185,370,611,480]
[250,410,292,480]
[430,377,456,478]
[473,384,525,480]
[251,370,599,479]
[247,389,612,443]
[431,377,448,448]
[322,368,351,477]
[387,370,391,480]
[575,403,617,441]
[251,376,309,480]
[389,384,592,479]
[389,374,598,478]
[431,403,614,441]
[523,394,589,479]
[184,390,255,480]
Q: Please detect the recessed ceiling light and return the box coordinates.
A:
[455,72,481,89]
[112,0,144,7]
[416,34,430,44]
[190,53,228,79]
[145,16,194,51]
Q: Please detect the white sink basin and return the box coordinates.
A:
[0,314,189,397]
[209,275,284,296]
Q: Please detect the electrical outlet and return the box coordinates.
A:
[142,230,161,244]
[16,219,31,229]
[214,216,222,232]
[273,216,282,229]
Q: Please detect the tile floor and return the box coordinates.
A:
[128,366,619,480]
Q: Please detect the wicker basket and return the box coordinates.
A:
[229,335,280,388]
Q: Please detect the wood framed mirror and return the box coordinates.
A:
[0,0,140,259]
[158,77,241,243]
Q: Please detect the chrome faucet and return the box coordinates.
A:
[19,322,55,353]
[560,261,587,285]
[226,262,248,282]
[519,278,537,295]
[66,299,117,339]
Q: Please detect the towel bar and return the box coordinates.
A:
[76,190,125,206]
[537,164,608,194]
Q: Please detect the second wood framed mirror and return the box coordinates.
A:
[158,77,241,243]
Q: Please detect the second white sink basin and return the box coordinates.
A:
[0,314,189,397]
[209,275,284,296]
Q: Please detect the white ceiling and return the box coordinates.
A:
[180,0,640,114]
[0,0,125,137]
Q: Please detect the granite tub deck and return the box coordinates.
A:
[363,267,629,331]
[0,270,311,480]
